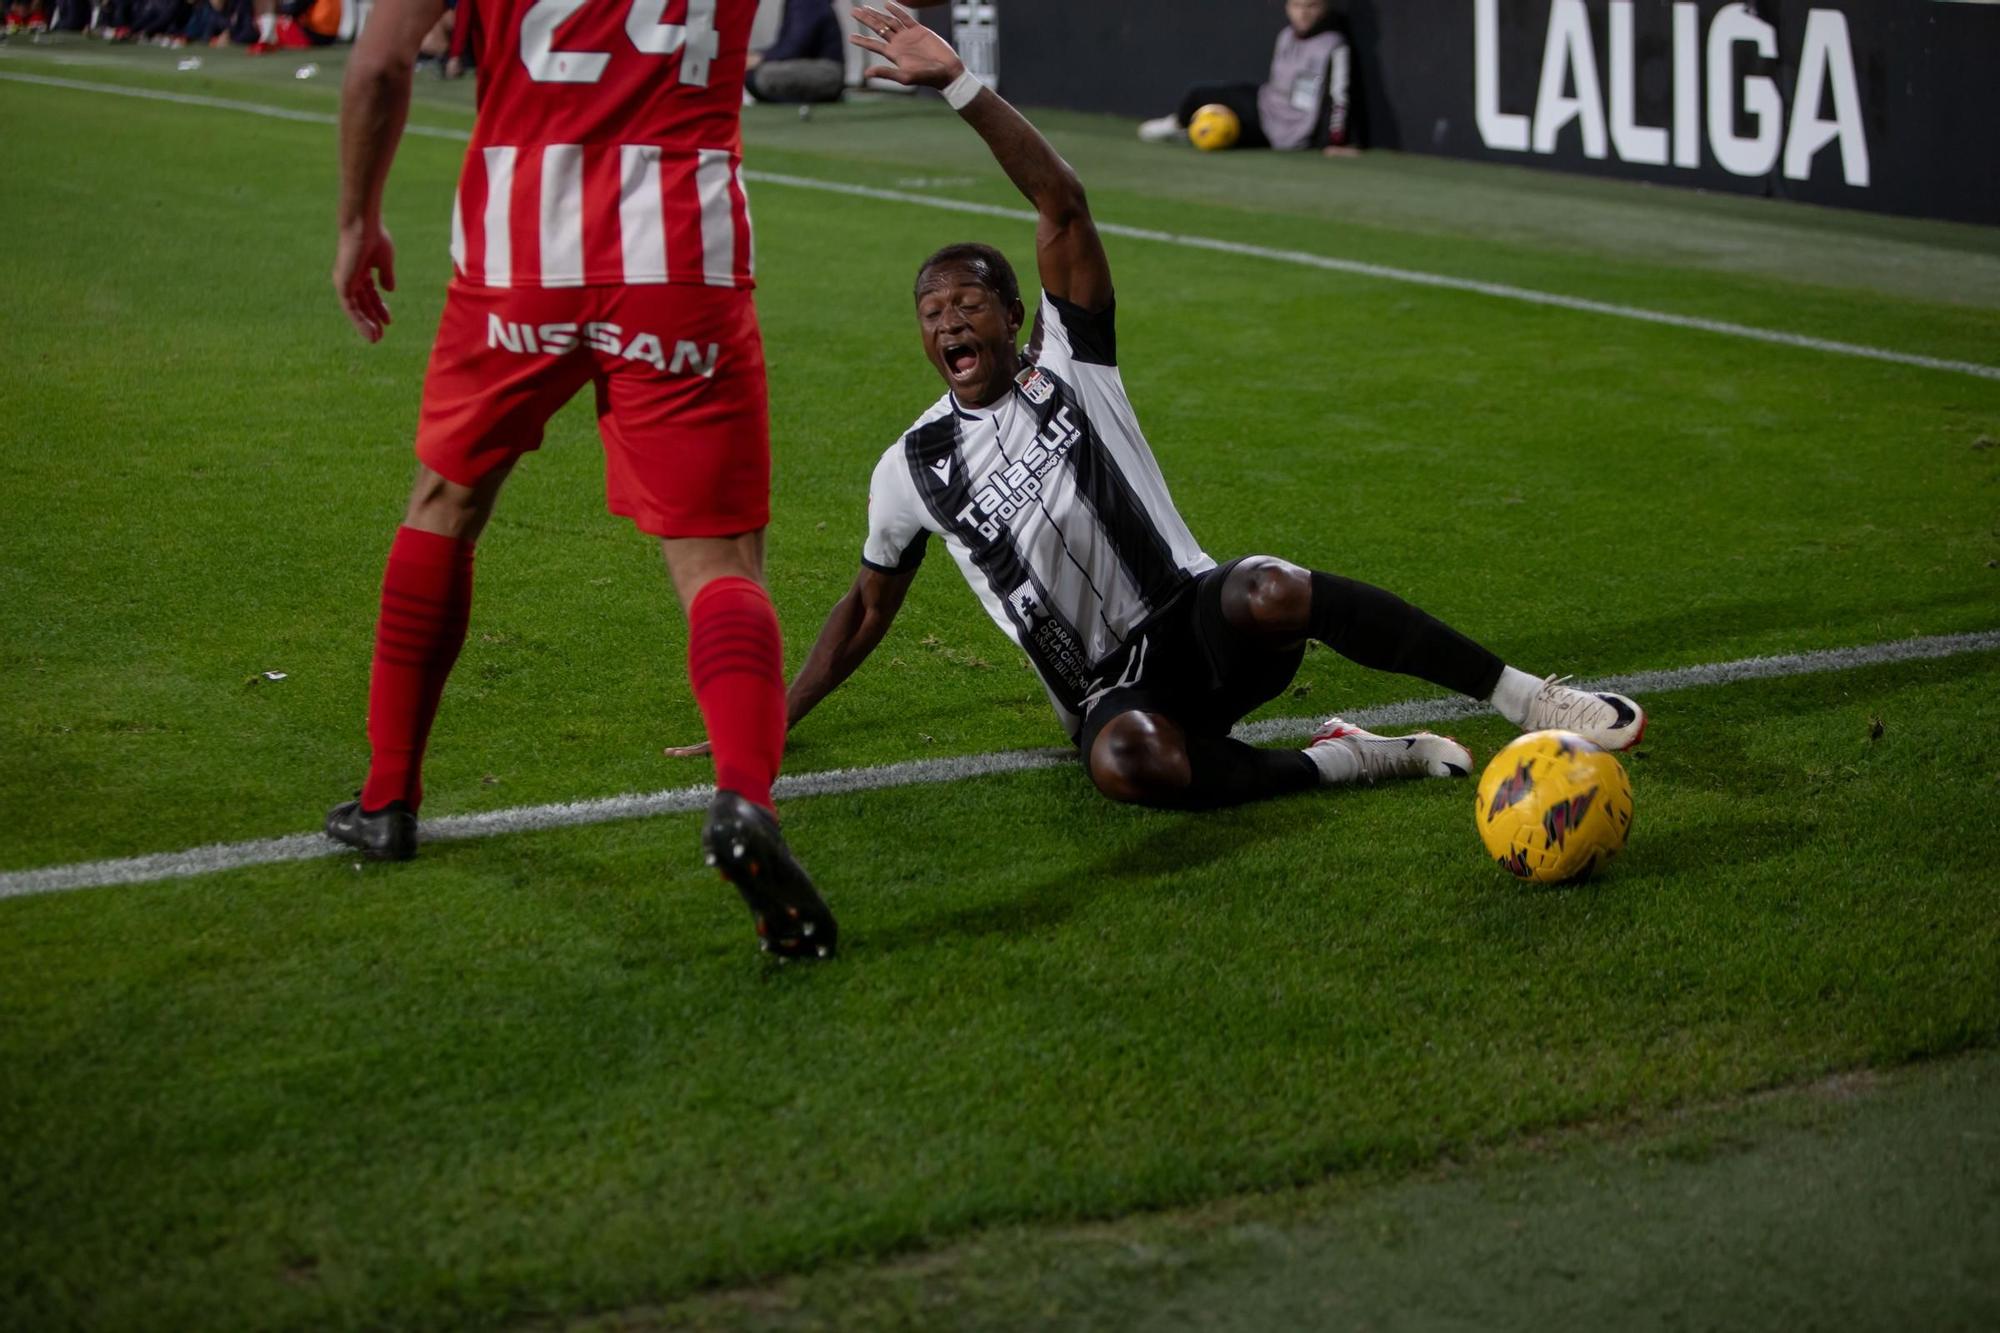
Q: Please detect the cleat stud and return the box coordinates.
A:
[801,921,815,936]
[816,946,830,959]
[731,841,746,858]
[704,852,717,866]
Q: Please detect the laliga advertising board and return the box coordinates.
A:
[1447,0,2000,224]
[1473,0,1869,186]
[993,0,2000,226]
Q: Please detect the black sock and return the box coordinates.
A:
[1308,572,1505,699]
[1167,735,1316,810]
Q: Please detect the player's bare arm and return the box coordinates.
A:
[849,3,1111,312]
[664,564,918,758]
[335,0,446,343]
[781,565,920,731]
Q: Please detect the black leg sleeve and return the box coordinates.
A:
[1167,736,1317,810]
[1308,572,1505,699]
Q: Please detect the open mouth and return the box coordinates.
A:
[943,342,980,380]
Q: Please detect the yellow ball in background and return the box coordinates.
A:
[1186,104,1242,152]
[1475,730,1634,884]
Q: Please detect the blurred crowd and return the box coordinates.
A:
[0,0,843,90]
[4,0,341,50]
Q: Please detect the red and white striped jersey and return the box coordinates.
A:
[449,0,759,290]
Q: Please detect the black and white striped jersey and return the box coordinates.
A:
[863,293,1215,740]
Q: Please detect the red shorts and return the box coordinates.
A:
[414,281,770,538]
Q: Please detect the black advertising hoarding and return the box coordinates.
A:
[995,0,2000,226]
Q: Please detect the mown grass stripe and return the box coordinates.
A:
[3,630,1993,901]
[3,69,1996,383]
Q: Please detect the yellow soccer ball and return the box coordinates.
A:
[1186,104,1242,152]
[1475,730,1634,884]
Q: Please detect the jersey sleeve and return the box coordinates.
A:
[861,444,933,575]
[1028,291,1118,374]
[1030,291,1138,437]
[1324,30,1353,148]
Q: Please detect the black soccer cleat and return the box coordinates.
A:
[702,791,837,960]
[325,798,418,861]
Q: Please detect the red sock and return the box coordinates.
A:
[360,526,475,813]
[687,576,786,811]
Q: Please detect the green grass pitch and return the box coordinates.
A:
[2,39,1998,1331]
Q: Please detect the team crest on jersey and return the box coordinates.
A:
[1016,365,1054,405]
[1007,583,1047,623]
[1006,582,1091,693]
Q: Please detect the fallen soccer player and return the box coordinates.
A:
[670,4,1645,809]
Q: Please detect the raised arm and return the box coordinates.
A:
[850,3,1112,313]
[334,0,447,342]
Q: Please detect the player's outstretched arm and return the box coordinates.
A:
[664,566,918,758]
[335,0,446,342]
[783,566,920,730]
[850,3,1112,313]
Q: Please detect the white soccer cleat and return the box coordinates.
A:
[1137,115,1183,143]
[1307,718,1473,784]
[1520,675,1647,751]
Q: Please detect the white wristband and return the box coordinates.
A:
[942,69,982,111]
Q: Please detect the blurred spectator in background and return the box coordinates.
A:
[3,1,49,32]
[46,0,90,32]
[130,0,192,41]
[745,0,843,104]
[444,0,477,79]
[417,0,479,78]
[1137,0,1356,157]
[416,0,452,70]
[287,0,341,45]
[81,0,334,48]
[181,0,231,42]
[244,0,274,48]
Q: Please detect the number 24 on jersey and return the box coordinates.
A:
[521,0,719,87]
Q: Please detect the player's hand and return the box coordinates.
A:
[334,218,397,343]
[662,740,714,759]
[849,2,962,88]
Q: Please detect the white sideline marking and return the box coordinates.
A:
[0,69,469,138]
[3,630,1995,901]
[3,70,1997,383]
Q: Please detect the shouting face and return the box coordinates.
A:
[915,263,1025,408]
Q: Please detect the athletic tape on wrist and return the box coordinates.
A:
[943,69,982,111]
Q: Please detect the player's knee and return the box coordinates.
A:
[1223,556,1312,636]
[1088,712,1192,806]
[402,463,507,542]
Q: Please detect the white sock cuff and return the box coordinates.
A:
[1304,738,1361,786]
[1490,665,1541,727]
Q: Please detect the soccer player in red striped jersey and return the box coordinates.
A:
[331,0,835,959]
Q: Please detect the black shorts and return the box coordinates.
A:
[1077,557,1305,755]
